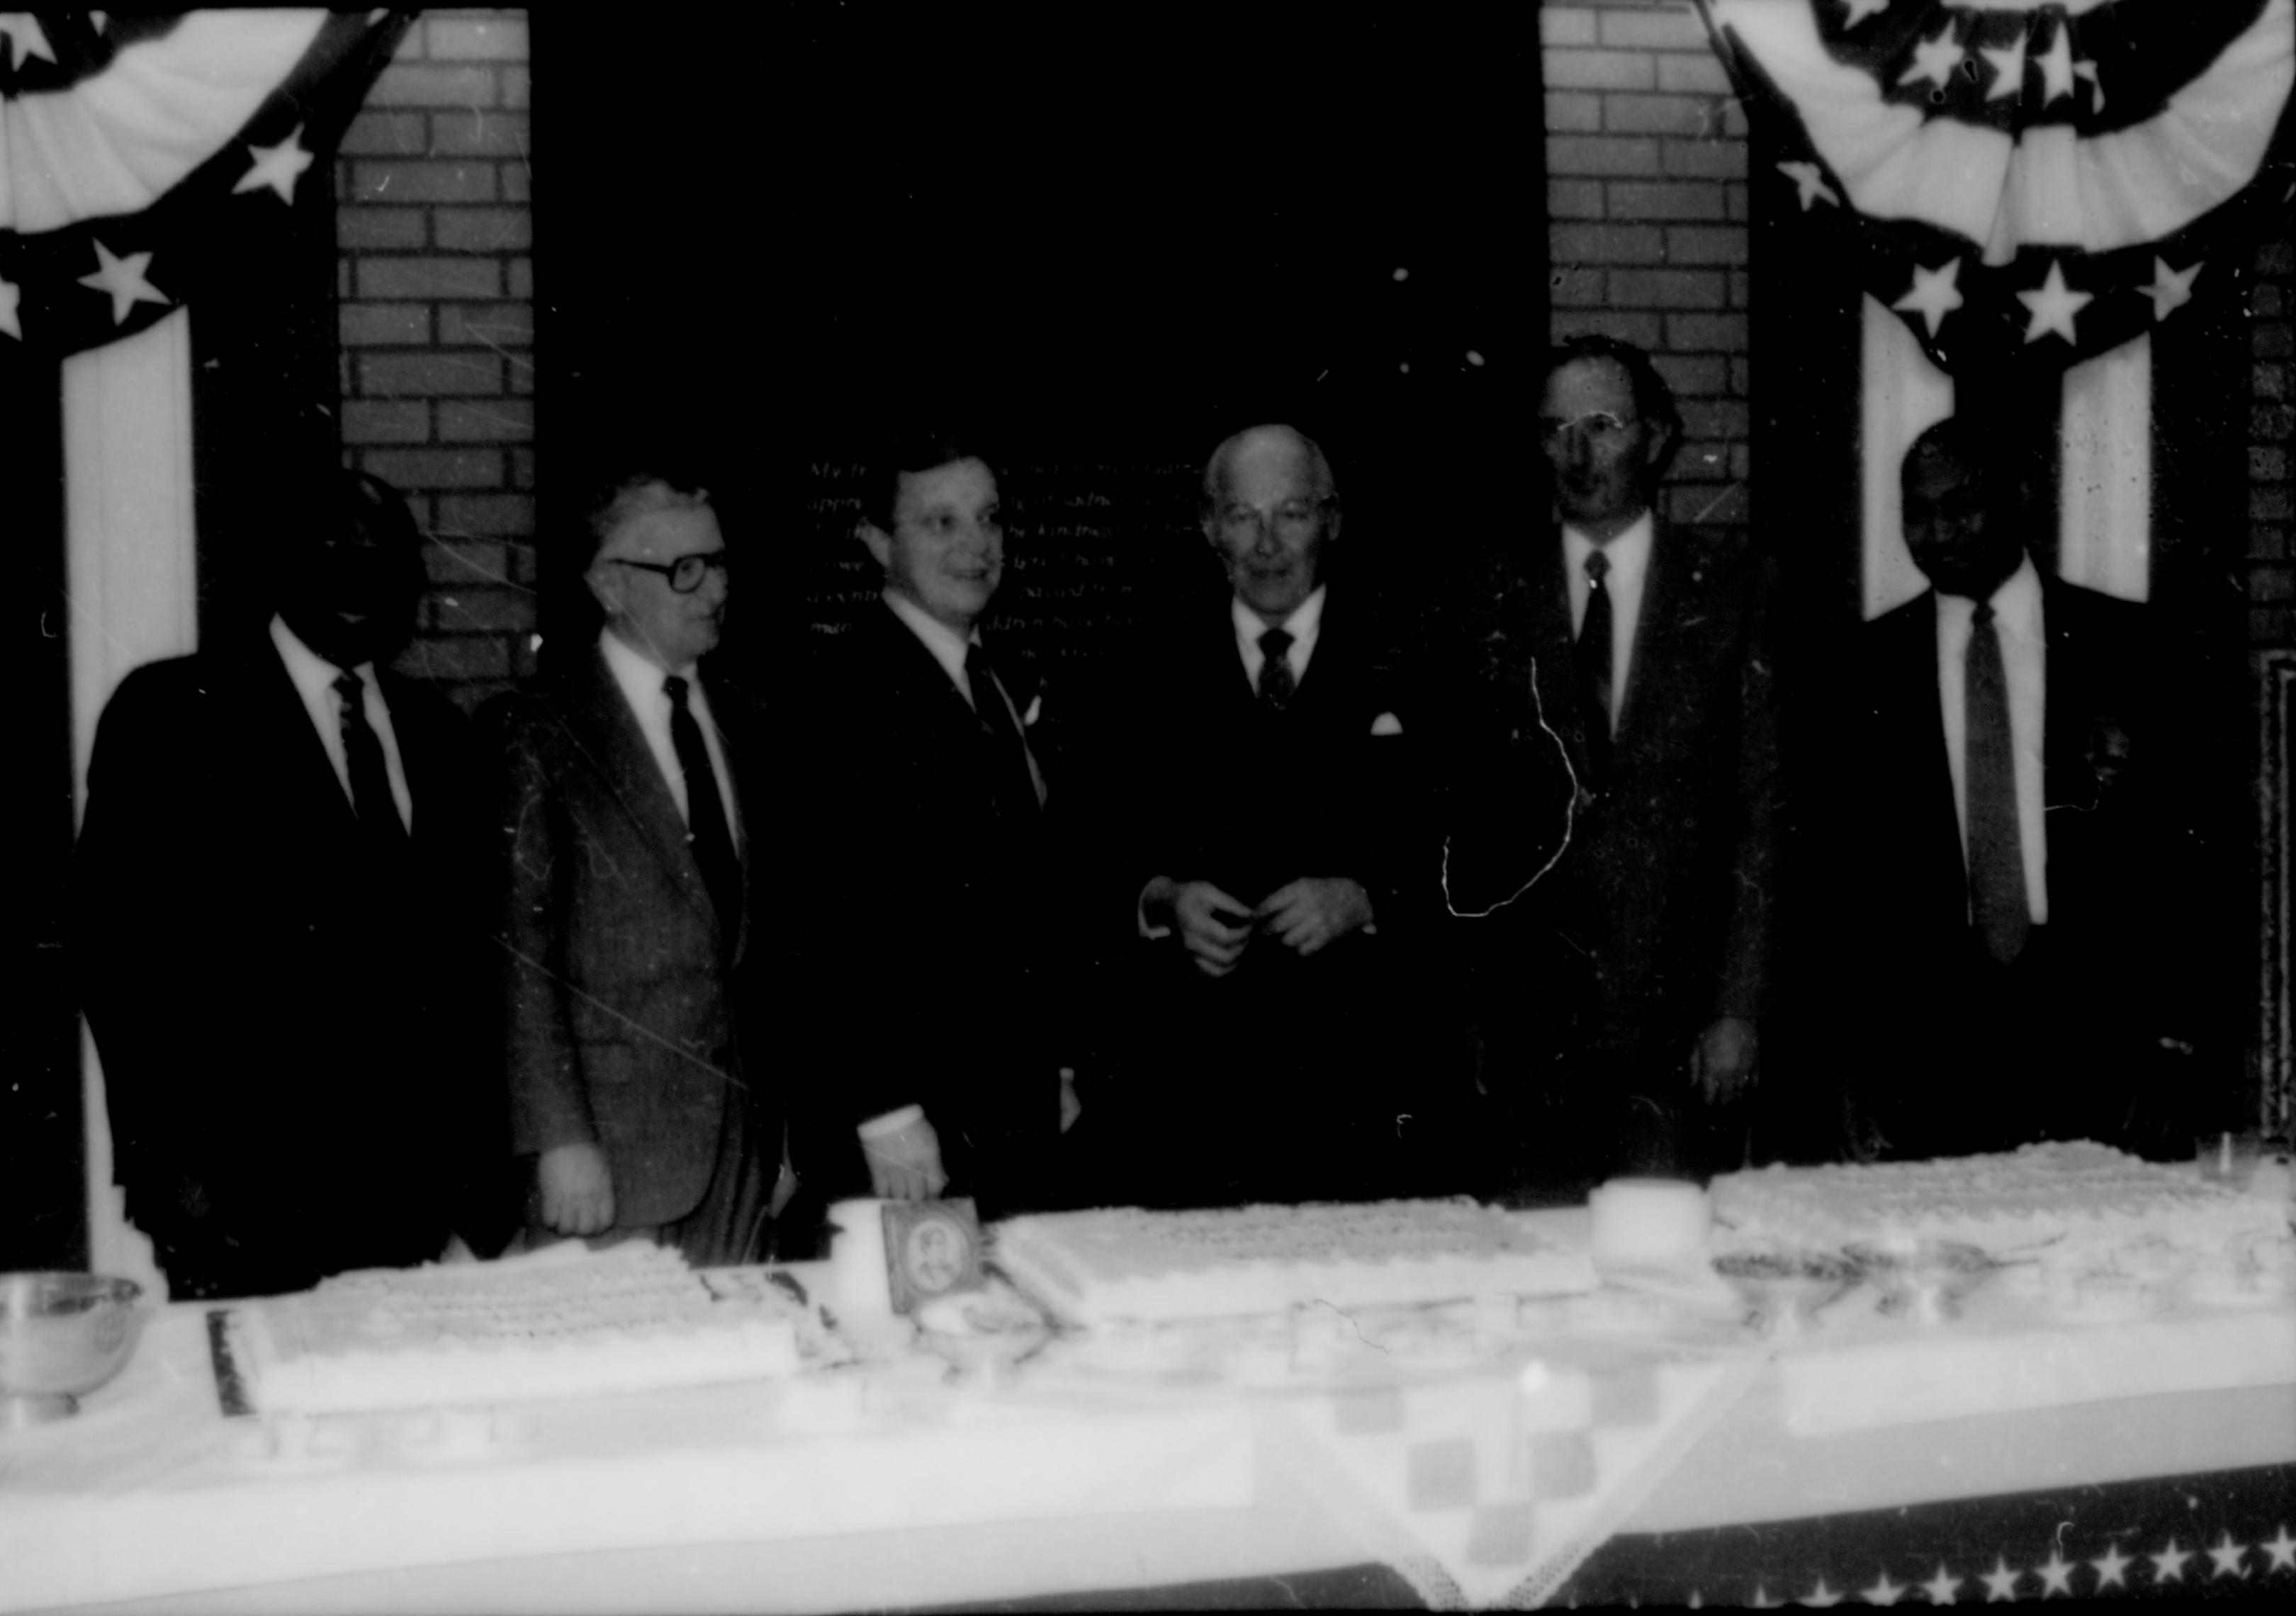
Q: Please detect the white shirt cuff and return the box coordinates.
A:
[857,1104,925,1141]
[1137,880,1173,941]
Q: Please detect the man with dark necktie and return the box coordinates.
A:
[1441,337,1781,1194]
[778,433,1074,1246]
[1833,419,2200,1160]
[1085,423,1446,1207]
[76,471,497,1299]
[488,469,777,1263]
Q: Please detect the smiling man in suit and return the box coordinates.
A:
[1833,418,2201,1160]
[76,470,495,1301]
[778,432,1071,1246]
[1088,423,1447,1207]
[1443,337,1781,1194]
[489,469,776,1264]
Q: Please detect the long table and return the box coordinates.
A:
[6,1244,2294,1612]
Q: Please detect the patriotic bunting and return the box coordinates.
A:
[1699,0,2296,378]
[0,10,410,361]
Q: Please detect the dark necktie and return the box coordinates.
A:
[1964,600,2030,965]
[1576,549,1614,768]
[966,642,1041,826]
[663,675,743,939]
[332,671,407,857]
[1257,627,1295,712]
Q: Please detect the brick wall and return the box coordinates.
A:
[336,9,534,711]
[1542,0,1750,533]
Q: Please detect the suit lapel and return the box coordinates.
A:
[1522,540,1597,779]
[239,641,363,841]
[561,647,719,930]
[699,665,762,962]
[1614,524,1673,749]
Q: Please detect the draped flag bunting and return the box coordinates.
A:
[2,10,410,1289]
[0,9,409,360]
[1698,0,2296,382]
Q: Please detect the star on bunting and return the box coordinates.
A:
[79,241,169,325]
[2074,58,2103,111]
[2088,1542,2132,1588]
[1801,1576,1844,1607]
[1841,0,1893,25]
[1777,161,1840,211]
[1900,26,1964,91]
[2207,1531,2250,1579]
[235,124,315,204]
[1920,1564,1966,1605]
[2036,18,2076,103]
[1859,1571,1906,1606]
[2035,1548,2077,1596]
[2018,260,2090,344]
[0,12,55,67]
[2150,1537,2195,1583]
[2261,1525,2296,1573]
[1979,1556,2023,1601]
[2143,256,2201,321]
[0,274,21,340]
[1893,257,1965,337]
[1980,34,2027,101]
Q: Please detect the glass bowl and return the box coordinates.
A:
[0,1272,146,1426]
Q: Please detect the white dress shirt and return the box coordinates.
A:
[1563,512,1653,732]
[1935,557,2048,923]
[1137,585,1339,944]
[882,590,1045,799]
[599,626,740,845]
[884,588,977,703]
[270,614,412,831]
[1233,585,1326,690]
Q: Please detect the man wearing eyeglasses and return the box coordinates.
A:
[1080,422,1451,1207]
[488,469,777,1264]
[1441,335,1780,1194]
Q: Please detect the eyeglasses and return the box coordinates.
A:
[1539,411,1636,444]
[607,553,730,593]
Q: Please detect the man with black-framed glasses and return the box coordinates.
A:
[485,468,780,1264]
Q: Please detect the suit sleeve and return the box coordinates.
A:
[487,698,600,1157]
[72,670,232,1238]
[1714,556,1784,1024]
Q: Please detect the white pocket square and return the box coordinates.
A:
[1370,712,1403,736]
[1023,694,1043,727]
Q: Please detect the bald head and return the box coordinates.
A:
[1202,424,1337,514]
[1203,423,1341,625]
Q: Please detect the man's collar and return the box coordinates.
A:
[1232,584,1326,647]
[599,622,697,685]
[1942,554,2042,623]
[270,613,371,685]
[882,588,973,661]
[1561,510,1654,578]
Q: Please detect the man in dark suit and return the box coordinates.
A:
[489,470,776,1264]
[1442,336,1780,1193]
[1834,417,2200,1160]
[779,434,1070,1240]
[1090,423,1449,1207]
[75,471,495,1301]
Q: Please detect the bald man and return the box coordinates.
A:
[1087,424,1451,1207]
